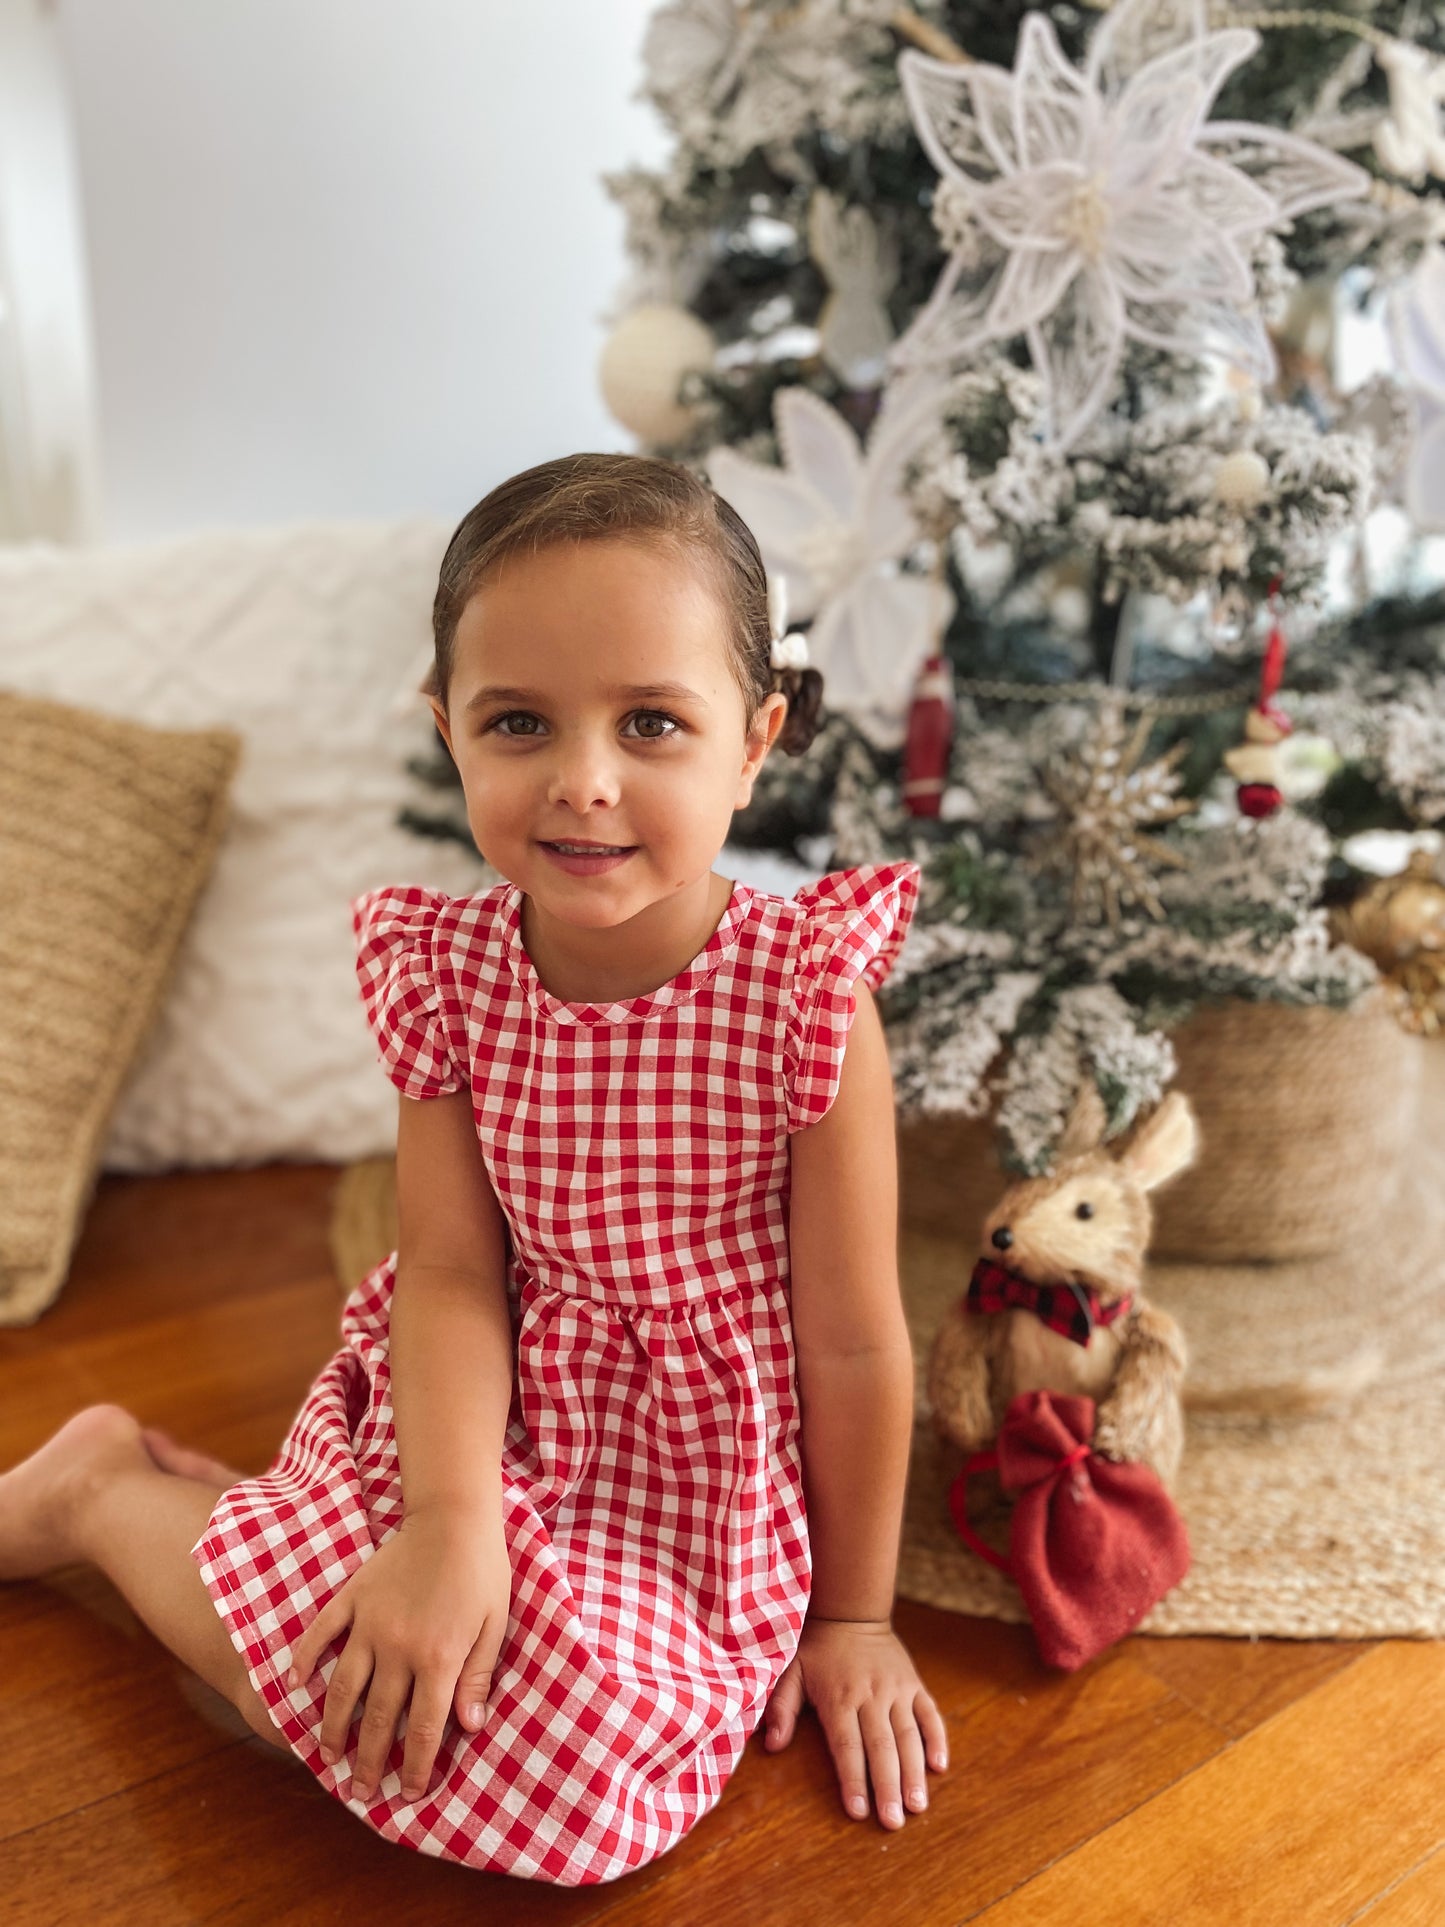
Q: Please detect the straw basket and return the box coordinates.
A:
[896,988,1431,1264]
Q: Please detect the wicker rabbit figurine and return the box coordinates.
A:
[928,1083,1198,1491]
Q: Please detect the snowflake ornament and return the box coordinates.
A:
[1034,701,1196,928]
[890,0,1370,448]
[1390,243,1445,531]
[706,373,955,724]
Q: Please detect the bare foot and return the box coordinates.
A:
[140,1427,245,1489]
[0,1404,151,1583]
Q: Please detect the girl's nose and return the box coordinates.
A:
[547,740,624,812]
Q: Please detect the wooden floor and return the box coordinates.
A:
[2,1165,1442,1926]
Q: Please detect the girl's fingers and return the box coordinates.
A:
[822,1705,872,1821]
[891,1699,930,1813]
[763,1656,803,1749]
[286,1593,347,1690]
[350,1661,411,1801]
[915,1686,950,1772]
[858,1698,905,1829]
[318,1646,373,1768]
[401,1670,457,1802]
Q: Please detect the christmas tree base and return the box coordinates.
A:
[897,990,1432,1265]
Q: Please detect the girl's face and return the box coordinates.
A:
[429,537,787,927]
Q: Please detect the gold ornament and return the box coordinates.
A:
[1034,700,1196,929]
[1330,851,1445,1037]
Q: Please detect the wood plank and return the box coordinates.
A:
[0,1164,342,1354]
[1352,1846,1445,1926]
[970,1641,1445,1927]
[1128,1630,1375,1737]
[0,1277,341,1463]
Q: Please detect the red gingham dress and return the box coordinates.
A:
[190,858,921,1886]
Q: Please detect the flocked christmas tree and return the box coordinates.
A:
[585,0,1445,1169]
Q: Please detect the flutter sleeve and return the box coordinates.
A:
[351,884,466,1101]
[784,859,922,1135]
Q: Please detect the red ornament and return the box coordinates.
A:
[1257,613,1291,737]
[902,652,956,819]
[1237,781,1284,818]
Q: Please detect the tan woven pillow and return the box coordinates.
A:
[0,690,240,1325]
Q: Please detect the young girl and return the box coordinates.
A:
[0,452,948,1887]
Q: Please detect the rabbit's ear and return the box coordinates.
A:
[1116,1092,1198,1193]
[1056,1082,1108,1161]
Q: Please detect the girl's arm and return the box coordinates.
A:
[774,981,949,1827]
[287,1085,517,1807]
[788,981,914,1619]
[390,1086,515,1523]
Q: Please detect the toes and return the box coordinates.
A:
[140,1428,243,1487]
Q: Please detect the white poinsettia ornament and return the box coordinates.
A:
[1390,242,1445,531]
[890,0,1369,448]
[707,375,954,725]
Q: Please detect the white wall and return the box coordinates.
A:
[56,0,668,541]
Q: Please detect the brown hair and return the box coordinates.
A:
[429,451,825,755]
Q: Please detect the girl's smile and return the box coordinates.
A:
[537,842,638,876]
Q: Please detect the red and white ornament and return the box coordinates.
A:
[1224,589,1291,819]
[902,650,957,818]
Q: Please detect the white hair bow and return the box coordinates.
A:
[767,575,810,672]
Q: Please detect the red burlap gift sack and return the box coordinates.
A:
[947,1390,1191,1670]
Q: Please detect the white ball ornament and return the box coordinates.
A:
[1212,449,1272,510]
[598,303,716,444]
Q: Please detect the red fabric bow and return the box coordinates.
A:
[947,1390,1191,1671]
[966,1258,1132,1349]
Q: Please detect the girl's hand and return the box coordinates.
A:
[761,1616,949,1829]
[284,1508,512,1804]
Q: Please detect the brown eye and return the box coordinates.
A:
[625,710,682,740]
[1075,1202,1094,1220]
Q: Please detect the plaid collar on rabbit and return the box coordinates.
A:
[965,1259,1134,1348]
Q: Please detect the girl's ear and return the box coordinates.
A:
[428,696,455,759]
[747,691,788,765]
[735,694,788,807]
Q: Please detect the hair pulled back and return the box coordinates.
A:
[430,451,825,756]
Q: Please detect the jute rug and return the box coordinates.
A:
[330,1048,1445,1641]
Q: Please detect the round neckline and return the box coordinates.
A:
[501,880,753,1026]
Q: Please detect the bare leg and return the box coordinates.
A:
[0,1404,294,1756]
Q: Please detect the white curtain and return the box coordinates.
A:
[0,0,101,540]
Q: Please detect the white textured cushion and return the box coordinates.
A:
[0,519,490,1170]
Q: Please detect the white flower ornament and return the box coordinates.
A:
[890,0,1370,447]
[708,373,954,721]
[1391,242,1445,531]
